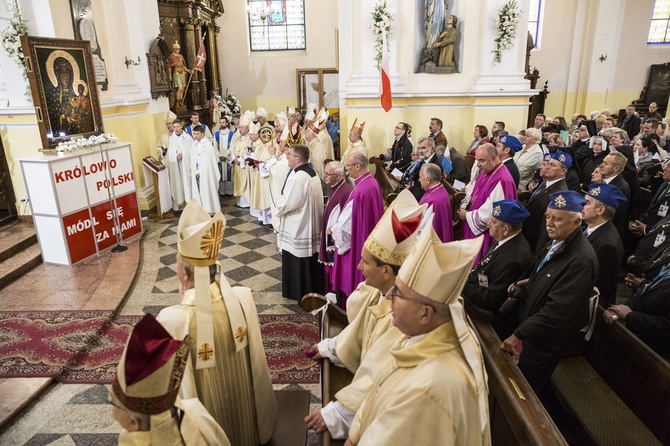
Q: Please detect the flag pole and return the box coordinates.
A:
[182,32,207,102]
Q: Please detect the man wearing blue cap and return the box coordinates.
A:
[523,151,571,256]
[496,135,521,187]
[583,183,627,304]
[502,190,598,393]
[462,199,532,337]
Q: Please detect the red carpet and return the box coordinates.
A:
[0,311,320,384]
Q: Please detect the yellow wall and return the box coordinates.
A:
[341,96,531,156]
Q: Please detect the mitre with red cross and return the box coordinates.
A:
[363,189,428,266]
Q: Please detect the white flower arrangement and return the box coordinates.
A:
[371,0,393,70]
[56,133,118,153]
[215,90,242,120]
[0,0,30,100]
[492,0,521,65]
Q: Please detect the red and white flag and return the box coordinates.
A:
[193,40,207,70]
[379,30,392,112]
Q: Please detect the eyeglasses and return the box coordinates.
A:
[345,162,359,168]
[390,285,434,309]
[395,126,404,130]
[324,171,337,176]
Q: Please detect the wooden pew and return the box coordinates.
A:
[301,294,353,446]
[550,305,670,445]
[466,304,569,446]
[268,389,312,446]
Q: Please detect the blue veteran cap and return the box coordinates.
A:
[547,190,586,212]
[543,150,572,169]
[498,135,522,152]
[491,199,531,225]
[587,183,628,209]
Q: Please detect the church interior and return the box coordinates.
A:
[0,0,669,444]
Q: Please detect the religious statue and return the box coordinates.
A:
[424,0,447,49]
[434,15,457,68]
[168,41,192,108]
[417,11,458,74]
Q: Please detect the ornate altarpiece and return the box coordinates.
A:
[157,0,224,117]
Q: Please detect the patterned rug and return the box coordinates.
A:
[0,310,320,384]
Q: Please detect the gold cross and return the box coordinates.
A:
[198,343,213,361]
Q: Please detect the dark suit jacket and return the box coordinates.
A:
[607,174,631,241]
[447,148,470,185]
[410,154,442,201]
[587,221,624,305]
[515,228,598,354]
[463,233,532,312]
[639,182,670,228]
[523,178,568,256]
[617,115,641,141]
[389,135,413,172]
[502,158,520,187]
[431,131,448,149]
[625,276,670,358]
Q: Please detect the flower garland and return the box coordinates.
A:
[215,90,242,120]
[492,0,521,65]
[0,0,30,100]
[56,133,118,153]
[371,0,393,70]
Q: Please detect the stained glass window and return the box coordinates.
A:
[648,0,670,43]
[527,0,543,47]
[248,0,306,51]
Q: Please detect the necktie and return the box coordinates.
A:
[536,241,559,272]
[530,182,546,200]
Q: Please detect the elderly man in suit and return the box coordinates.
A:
[523,151,571,256]
[502,191,598,393]
[582,183,627,304]
[462,199,532,338]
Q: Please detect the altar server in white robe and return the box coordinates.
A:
[165,119,192,211]
[183,125,220,214]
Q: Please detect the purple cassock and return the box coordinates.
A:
[319,179,353,292]
[419,184,453,243]
[331,173,384,308]
[462,163,518,264]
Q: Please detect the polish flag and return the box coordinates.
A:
[379,30,392,112]
[193,41,207,70]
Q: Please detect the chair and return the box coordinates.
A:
[465,155,476,171]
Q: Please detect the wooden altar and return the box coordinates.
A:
[158,0,224,119]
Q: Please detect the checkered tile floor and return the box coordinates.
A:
[0,196,321,446]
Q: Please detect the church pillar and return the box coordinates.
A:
[340,0,535,151]
[564,0,625,114]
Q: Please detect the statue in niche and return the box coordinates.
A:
[418,12,458,74]
[434,15,457,68]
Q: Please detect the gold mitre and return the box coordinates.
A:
[256,107,268,117]
[178,200,226,266]
[308,108,329,134]
[287,106,296,116]
[177,200,227,369]
[398,228,483,304]
[112,314,192,415]
[364,190,427,266]
[350,118,365,136]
